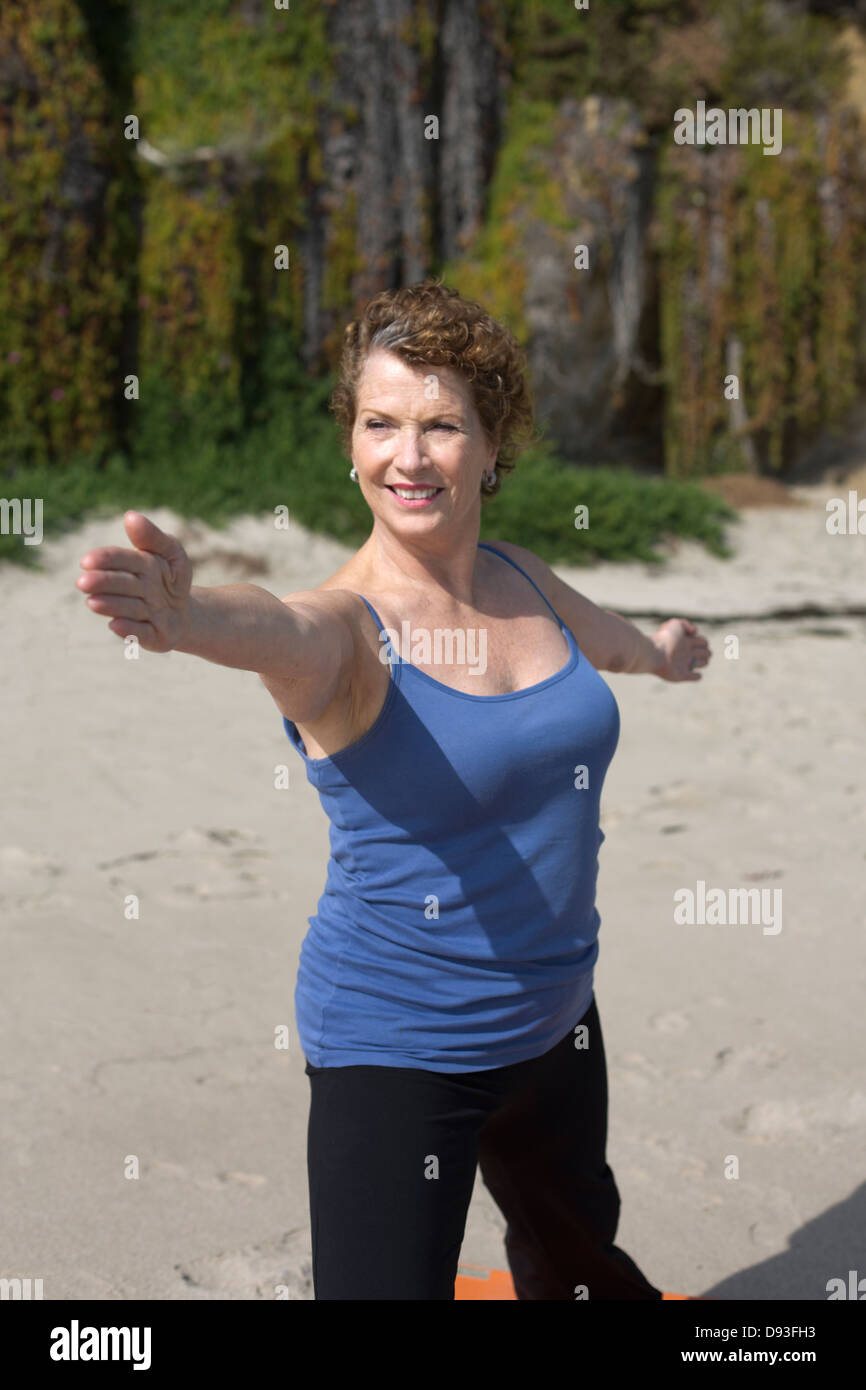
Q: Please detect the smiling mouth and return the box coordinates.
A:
[386,485,444,499]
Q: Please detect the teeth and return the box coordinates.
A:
[392,487,438,499]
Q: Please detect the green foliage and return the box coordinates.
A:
[131,0,332,406]
[655,104,866,476]
[131,0,331,149]
[440,97,567,343]
[4,0,865,510]
[480,447,736,564]
[0,0,134,468]
[504,0,712,125]
[137,176,245,404]
[505,0,848,123]
[717,0,849,111]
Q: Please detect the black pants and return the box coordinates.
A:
[303,994,662,1300]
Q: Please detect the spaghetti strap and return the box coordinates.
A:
[357,593,386,633]
[357,593,395,661]
[478,542,565,628]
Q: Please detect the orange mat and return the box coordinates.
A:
[455,1264,708,1300]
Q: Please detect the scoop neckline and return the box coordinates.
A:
[394,621,579,701]
[364,541,581,702]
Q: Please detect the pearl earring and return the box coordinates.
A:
[482,468,497,487]
[349,466,358,482]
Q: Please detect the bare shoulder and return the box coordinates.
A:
[481,539,567,605]
[258,577,379,726]
[483,539,548,574]
[482,539,620,672]
[276,583,361,617]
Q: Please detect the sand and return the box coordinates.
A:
[1,479,863,1299]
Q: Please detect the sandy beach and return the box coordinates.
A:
[1,477,863,1300]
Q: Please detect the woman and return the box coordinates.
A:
[77,280,711,1300]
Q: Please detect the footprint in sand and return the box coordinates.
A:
[712,1043,787,1073]
[727,1090,866,1140]
[146,1160,267,1193]
[1,845,65,877]
[0,846,72,913]
[96,826,273,905]
[173,1228,312,1299]
[648,1010,691,1035]
[612,1050,664,1090]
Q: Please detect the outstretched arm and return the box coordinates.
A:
[485,540,712,681]
[76,510,357,721]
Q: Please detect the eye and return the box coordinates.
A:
[365,419,457,431]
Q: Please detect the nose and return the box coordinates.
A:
[392,425,428,472]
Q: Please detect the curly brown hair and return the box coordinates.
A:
[329,279,537,501]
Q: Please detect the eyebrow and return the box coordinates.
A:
[358,407,464,421]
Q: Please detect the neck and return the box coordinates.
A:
[360,517,485,604]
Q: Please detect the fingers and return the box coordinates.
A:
[79,547,149,576]
[106,616,158,644]
[668,619,709,648]
[122,510,183,561]
[76,568,143,597]
[76,561,152,625]
[83,593,151,620]
[79,511,183,574]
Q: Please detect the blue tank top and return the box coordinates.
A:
[282,542,621,1072]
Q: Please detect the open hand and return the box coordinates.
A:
[652,618,711,682]
[75,511,193,653]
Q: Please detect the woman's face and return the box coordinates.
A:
[350,348,498,535]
